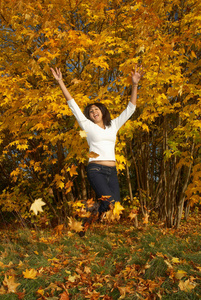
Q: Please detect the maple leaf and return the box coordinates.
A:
[143,213,149,224]
[175,270,187,280]
[99,195,111,201]
[87,151,100,158]
[79,130,87,138]
[171,257,180,264]
[178,279,196,292]
[129,209,138,220]
[3,275,20,293]
[60,291,69,300]
[68,217,84,232]
[113,202,124,217]
[54,224,64,236]
[69,164,78,177]
[65,180,73,194]
[86,198,95,208]
[23,268,38,279]
[30,198,46,215]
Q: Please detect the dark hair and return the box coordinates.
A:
[84,102,111,127]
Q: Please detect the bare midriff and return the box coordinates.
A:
[89,160,116,167]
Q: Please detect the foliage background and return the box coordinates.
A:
[0,0,200,228]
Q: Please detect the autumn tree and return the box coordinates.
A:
[0,0,200,227]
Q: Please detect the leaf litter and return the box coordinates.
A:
[0,212,200,299]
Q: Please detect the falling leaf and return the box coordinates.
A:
[99,195,111,201]
[87,151,100,158]
[69,164,78,177]
[23,268,38,279]
[65,180,73,194]
[79,130,87,138]
[143,213,149,224]
[3,275,20,293]
[30,198,46,215]
[68,217,84,232]
[54,224,64,236]
[129,209,138,220]
[179,279,196,292]
[113,202,124,217]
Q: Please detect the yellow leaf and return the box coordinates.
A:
[175,270,187,280]
[172,257,180,264]
[113,202,125,217]
[68,275,76,282]
[65,180,73,194]
[69,164,78,177]
[68,217,83,232]
[30,198,46,215]
[3,275,20,293]
[129,209,138,220]
[143,213,149,224]
[23,268,38,279]
[79,130,87,138]
[87,151,100,158]
[179,279,196,292]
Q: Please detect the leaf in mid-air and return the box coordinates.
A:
[30,198,46,215]
[79,130,87,138]
[68,217,84,232]
[87,151,99,158]
[113,202,124,217]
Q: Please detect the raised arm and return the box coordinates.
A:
[130,65,144,106]
[51,67,73,101]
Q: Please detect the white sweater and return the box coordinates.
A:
[67,99,136,162]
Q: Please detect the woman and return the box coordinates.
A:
[51,66,143,218]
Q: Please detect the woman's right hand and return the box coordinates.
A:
[51,67,63,81]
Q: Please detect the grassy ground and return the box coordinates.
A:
[0,215,200,300]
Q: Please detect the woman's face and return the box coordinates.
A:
[89,105,103,124]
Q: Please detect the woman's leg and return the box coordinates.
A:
[87,164,120,213]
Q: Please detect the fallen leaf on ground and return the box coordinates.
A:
[60,291,69,300]
[23,268,38,279]
[3,275,20,293]
[175,270,187,280]
[179,279,196,292]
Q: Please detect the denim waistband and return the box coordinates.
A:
[87,163,116,170]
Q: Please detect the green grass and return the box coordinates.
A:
[0,219,200,300]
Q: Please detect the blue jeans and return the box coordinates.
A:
[87,163,120,214]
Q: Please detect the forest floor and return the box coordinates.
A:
[0,213,200,300]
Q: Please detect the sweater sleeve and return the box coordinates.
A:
[67,98,88,130]
[113,101,136,130]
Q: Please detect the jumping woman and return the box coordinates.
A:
[51,66,143,221]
